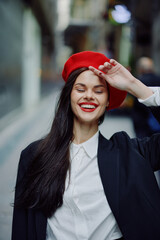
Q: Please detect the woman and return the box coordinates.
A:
[12,51,160,240]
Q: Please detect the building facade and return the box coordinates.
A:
[0,0,55,123]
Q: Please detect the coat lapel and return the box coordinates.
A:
[98,132,120,218]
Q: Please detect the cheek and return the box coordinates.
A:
[71,92,76,106]
[100,103,107,114]
[71,89,83,105]
[70,91,79,112]
[100,94,109,107]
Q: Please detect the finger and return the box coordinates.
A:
[89,66,103,75]
[89,66,106,78]
[88,66,96,72]
[98,63,112,73]
[98,65,108,73]
[98,65,104,71]
[109,59,117,66]
[104,62,112,69]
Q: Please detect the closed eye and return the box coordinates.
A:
[94,85,106,94]
[95,90,103,94]
[94,88,104,94]
[77,89,85,92]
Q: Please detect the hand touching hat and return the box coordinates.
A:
[62,51,127,110]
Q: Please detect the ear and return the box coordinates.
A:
[106,101,109,107]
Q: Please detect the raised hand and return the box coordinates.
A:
[89,59,153,99]
[89,59,134,92]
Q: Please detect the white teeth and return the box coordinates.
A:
[80,104,96,109]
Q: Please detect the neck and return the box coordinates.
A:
[72,119,98,144]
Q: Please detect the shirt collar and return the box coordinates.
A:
[70,131,99,159]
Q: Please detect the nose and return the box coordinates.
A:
[84,89,95,100]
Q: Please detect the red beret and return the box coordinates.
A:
[62,51,127,110]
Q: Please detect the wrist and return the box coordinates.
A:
[127,77,153,99]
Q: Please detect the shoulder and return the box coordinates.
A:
[19,140,42,170]
[21,140,41,156]
[110,130,131,140]
[109,131,154,151]
[99,131,137,147]
[15,140,42,186]
[110,131,135,145]
[111,131,140,148]
[99,131,141,151]
[103,130,160,154]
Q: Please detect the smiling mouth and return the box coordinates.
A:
[79,102,98,112]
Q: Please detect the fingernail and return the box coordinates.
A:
[110,60,116,66]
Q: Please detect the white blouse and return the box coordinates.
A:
[46,132,122,240]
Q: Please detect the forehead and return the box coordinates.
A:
[74,70,106,86]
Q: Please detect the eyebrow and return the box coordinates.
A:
[75,83,106,88]
[75,83,85,87]
[94,85,106,88]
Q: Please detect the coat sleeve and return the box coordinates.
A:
[134,132,160,172]
[11,141,40,240]
[116,107,160,172]
[12,150,29,240]
[150,106,160,124]
[131,106,160,171]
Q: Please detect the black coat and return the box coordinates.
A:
[151,106,160,123]
[12,110,160,240]
[132,75,160,138]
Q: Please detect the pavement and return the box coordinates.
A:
[0,88,135,240]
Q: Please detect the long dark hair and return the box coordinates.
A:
[15,67,105,218]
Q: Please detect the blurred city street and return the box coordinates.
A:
[0,87,135,240]
[0,88,59,240]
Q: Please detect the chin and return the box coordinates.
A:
[73,107,105,126]
[75,114,99,125]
